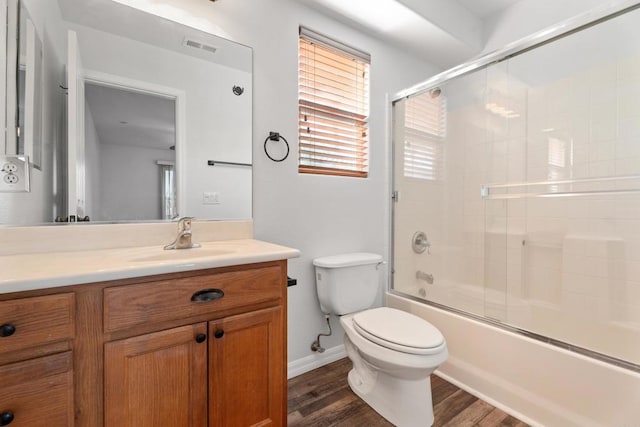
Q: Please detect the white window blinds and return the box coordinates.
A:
[403,91,446,180]
[298,27,371,178]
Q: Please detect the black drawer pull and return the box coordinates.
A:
[0,324,16,338]
[0,411,14,426]
[191,289,224,303]
[195,333,207,344]
[214,329,224,339]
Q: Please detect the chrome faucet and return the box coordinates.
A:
[164,217,201,250]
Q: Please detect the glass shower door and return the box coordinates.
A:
[392,69,493,319]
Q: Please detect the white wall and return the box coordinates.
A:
[238,0,440,364]
[98,143,174,221]
[211,0,439,364]
[0,0,65,224]
[68,21,252,220]
[117,0,439,365]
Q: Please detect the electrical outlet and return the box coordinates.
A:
[4,174,19,184]
[202,192,220,205]
[0,155,30,192]
[2,162,18,173]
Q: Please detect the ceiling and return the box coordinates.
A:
[57,0,252,72]
[456,0,520,19]
[297,0,521,68]
[84,83,176,151]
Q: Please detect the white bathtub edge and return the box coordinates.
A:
[434,368,542,427]
[388,292,640,427]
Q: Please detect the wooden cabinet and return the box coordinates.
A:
[104,323,208,427]
[0,293,74,360]
[104,306,284,427]
[102,266,282,333]
[0,352,74,427]
[102,261,287,427]
[0,294,75,427]
[0,260,288,427]
[209,307,284,426]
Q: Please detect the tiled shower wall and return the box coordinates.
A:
[393,8,640,366]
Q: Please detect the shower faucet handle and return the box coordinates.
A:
[412,231,431,254]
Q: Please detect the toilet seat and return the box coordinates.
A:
[352,307,444,355]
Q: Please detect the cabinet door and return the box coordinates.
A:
[105,323,208,427]
[209,307,285,427]
[0,351,74,427]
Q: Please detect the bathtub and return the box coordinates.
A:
[387,291,640,427]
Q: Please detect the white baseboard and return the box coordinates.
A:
[287,344,347,379]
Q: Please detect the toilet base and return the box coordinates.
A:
[344,337,435,427]
[347,367,434,427]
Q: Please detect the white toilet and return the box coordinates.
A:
[313,253,448,427]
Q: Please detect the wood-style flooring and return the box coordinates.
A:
[288,358,530,427]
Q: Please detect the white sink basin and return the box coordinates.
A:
[131,248,234,262]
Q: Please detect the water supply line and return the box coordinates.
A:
[310,314,332,353]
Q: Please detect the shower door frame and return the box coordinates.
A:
[388,0,640,373]
[391,0,640,103]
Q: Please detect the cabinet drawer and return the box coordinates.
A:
[0,351,74,427]
[104,265,283,332]
[0,294,75,355]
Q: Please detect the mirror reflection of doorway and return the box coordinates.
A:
[84,82,177,221]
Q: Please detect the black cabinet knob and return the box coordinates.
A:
[214,329,224,339]
[0,411,14,426]
[195,333,207,344]
[0,324,15,338]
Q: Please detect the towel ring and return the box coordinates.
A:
[264,132,289,162]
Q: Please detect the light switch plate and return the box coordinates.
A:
[202,191,220,205]
[0,155,30,192]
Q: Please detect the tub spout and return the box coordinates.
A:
[416,270,434,284]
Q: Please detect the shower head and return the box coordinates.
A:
[429,87,441,98]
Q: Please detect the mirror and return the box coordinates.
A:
[0,0,252,225]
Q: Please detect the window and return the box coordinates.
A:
[403,90,446,181]
[158,161,176,220]
[298,27,370,178]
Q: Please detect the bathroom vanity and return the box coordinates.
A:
[0,232,298,427]
[0,0,295,423]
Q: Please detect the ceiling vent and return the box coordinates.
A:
[183,38,217,54]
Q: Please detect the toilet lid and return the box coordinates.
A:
[313,253,383,268]
[352,307,444,355]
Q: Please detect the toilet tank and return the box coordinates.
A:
[313,253,383,315]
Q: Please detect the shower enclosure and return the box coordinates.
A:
[391,1,640,370]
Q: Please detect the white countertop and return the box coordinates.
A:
[0,239,300,294]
